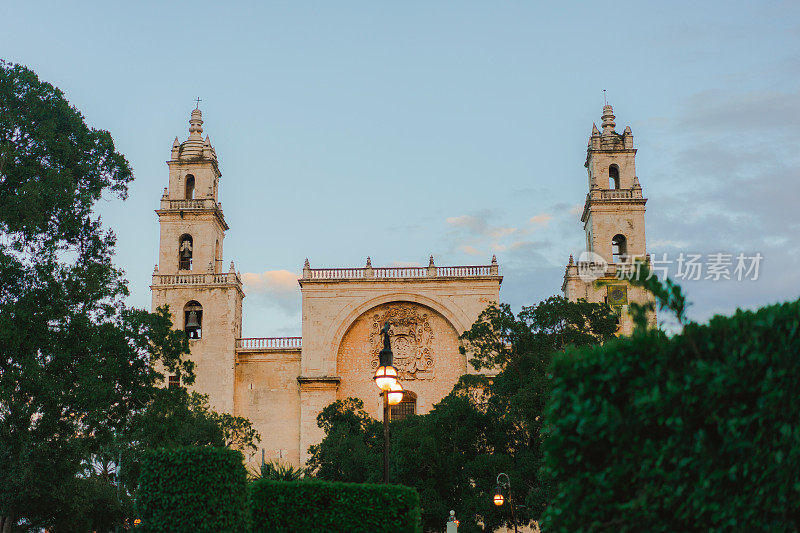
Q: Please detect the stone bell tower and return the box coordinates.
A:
[562,104,654,334]
[150,107,243,413]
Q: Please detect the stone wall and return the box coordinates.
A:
[234,348,301,467]
[337,301,465,420]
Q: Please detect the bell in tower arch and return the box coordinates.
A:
[185,311,201,338]
[184,301,203,339]
[178,234,193,270]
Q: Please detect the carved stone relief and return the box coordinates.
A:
[369,304,435,380]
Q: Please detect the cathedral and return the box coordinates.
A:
[150,104,651,467]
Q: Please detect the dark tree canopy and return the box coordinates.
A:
[0,62,257,533]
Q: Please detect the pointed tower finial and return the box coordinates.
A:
[601,103,616,135]
[569,254,574,265]
[428,255,435,268]
[189,108,203,139]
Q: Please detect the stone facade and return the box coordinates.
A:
[562,104,655,334]
[152,104,653,468]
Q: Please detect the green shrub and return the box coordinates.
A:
[541,299,800,532]
[249,479,422,533]
[137,446,247,532]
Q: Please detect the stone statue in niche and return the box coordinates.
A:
[369,304,435,380]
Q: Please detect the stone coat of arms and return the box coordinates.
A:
[369,304,435,380]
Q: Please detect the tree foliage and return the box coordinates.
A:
[137,447,248,533]
[0,61,257,532]
[541,297,800,531]
[308,296,618,532]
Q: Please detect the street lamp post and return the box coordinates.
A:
[373,322,402,484]
[493,472,517,533]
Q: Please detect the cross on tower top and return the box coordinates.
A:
[195,97,202,109]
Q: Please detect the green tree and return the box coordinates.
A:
[117,386,259,496]
[308,296,618,532]
[307,398,382,483]
[0,61,257,532]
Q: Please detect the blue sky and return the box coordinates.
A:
[3,1,799,336]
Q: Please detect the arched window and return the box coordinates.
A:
[184,300,203,339]
[612,234,628,263]
[215,239,220,272]
[609,165,620,189]
[185,174,195,200]
[178,234,193,270]
[391,390,417,421]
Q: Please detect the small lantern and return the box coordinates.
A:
[373,364,398,391]
[493,485,504,506]
[387,381,404,405]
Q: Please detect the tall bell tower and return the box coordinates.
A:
[563,104,654,334]
[150,107,243,413]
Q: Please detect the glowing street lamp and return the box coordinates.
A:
[493,472,517,533]
[387,381,404,406]
[373,321,401,483]
[373,364,398,391]
[493,486,505,506]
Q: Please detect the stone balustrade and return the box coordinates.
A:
[303,264,497,280]
[160,198,222,210]
[152,271,242,286]
[600,189,634,199]
[236,337,302,350]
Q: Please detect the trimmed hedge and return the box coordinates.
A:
[137,447,247,532]
[541,299,800,532]
[249,479,422,533]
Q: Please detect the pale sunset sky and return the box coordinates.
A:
[3,1,798,335]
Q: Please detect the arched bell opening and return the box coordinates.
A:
[612,234,628,263]
[178,234,193,270]
[184,300,203,339]
[185,174,195,199]
[609,164,620,190]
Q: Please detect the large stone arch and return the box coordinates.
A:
[334,298,466,418]
[328,292,471,370]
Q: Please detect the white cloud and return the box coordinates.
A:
[446,214,488,234]
[529,214,553,227]
[241,270,300,313]
[461,245,481,255]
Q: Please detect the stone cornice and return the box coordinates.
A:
[297,375,341,390]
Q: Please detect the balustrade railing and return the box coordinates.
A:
[152,272,241,286]
[161,198,220,210]
[306,268,366,279]
[372,267,427,278]
[600,189,634,199]
[236,337,302,350]
[304,264,496,280]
